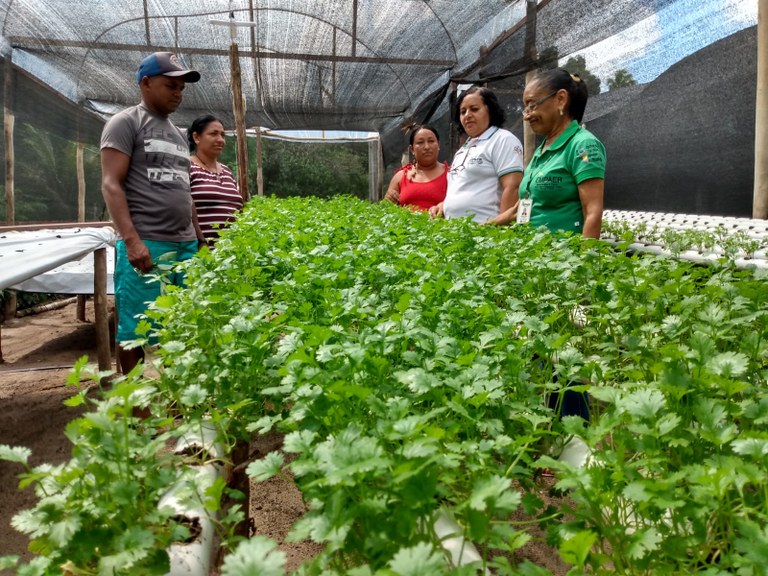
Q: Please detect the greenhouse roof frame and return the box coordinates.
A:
[0,0,754,136]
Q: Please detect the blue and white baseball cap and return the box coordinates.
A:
[136,52,201,84]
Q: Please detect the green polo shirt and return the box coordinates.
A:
[521,120,606,234]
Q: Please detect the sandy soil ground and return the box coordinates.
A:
[0,299,569,575]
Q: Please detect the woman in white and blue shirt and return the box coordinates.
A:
[430,86,524,223]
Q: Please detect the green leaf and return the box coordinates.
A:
[246,452,285,482]
[707,351,750,378]
[469,475,513,512]
[627,527,662,560]
[283,430,316,454]
[732,437,768,458]
[221,536,286,576]
[0,445,32,465]
[559,530,596,568]
[180,383,209,407]
[0,556,19,570]
[618,388,666,419]
[388,542,446,576]
[395,368,440,394]
[622,482,652,503]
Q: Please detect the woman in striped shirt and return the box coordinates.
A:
[187,115,243,242]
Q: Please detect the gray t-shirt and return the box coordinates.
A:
[100,103,196,241]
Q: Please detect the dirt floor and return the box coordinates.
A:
[0,299,569,575]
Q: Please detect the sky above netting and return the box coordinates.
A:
[570,0,757,89]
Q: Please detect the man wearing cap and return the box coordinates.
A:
[101,52,205,374]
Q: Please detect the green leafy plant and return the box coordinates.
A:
[0,359,205,576]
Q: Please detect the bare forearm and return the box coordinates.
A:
[102,182,140,243]
[499,172,522,213]
[582,212,602,239]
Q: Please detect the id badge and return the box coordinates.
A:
[517,198,532,224]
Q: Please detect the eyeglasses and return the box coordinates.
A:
[450,144,477,174]
[522,91,558,115]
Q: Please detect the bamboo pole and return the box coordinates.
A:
[755,0,768,219]
[230,42,250,201]
[94,248,111,372]
[4,61,15,224]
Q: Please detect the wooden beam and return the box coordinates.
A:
[0,221,112,233]
[9,38,454,67]
[352,0,358,58]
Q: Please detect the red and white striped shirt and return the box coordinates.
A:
[189,162,243,239]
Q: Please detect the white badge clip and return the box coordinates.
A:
[517,198,532,224]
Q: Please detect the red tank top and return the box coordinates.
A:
[397,162,448,211]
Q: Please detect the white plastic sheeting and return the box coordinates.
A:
[0,226,116,293]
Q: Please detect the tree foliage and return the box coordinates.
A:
[219,137,370,200]
[607,69,637,91]
[0,123,103,223]
[563,55,602,96]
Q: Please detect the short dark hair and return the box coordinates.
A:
[531,68,589,123]
[187,115,223,152]
[408,124,440,146]
[455,86,505,130]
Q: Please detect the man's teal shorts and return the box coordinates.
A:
[114,239,198,344]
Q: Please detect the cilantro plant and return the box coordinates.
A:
[0,359,205,575]
[5,196,766,575]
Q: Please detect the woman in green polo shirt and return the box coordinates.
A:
[492,68,606,239]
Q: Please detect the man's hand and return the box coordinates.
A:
[125,236,152,273]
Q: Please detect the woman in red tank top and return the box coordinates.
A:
[383,125,448,212]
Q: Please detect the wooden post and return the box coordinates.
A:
[524,70,537,167]
[256,127,264,196]
[4,61,15,224]
[4,292,16,321]
[376,135,384,200]
[77,142,86,221]
[449,82,459,157]
[76,142,88,321]
[368,140,377,202]
[523,0,538,168]
[755,0,768,219]
[76,295,87,321]
[94,248,111,371]
[230,42,251,201]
